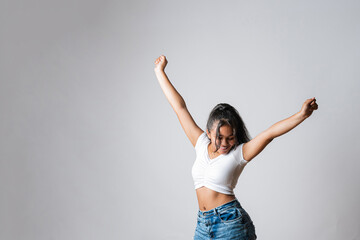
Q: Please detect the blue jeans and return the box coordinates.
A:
[194,198,257,240]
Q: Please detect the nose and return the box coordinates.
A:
[221,139,229,146]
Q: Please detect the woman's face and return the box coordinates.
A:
[206,123,236,154]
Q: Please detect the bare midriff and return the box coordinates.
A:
[196,186,236,211]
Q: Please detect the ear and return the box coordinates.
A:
[206,129,211,139]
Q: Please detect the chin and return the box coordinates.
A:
[221,147,233,154]
[220,149,230,154]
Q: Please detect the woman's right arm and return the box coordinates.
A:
[154,56,186,111]
[154,55,203,147]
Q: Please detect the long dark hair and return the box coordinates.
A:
[206,103,251,153]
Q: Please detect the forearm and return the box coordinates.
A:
[266,112,307,139]
[155,69,186,111]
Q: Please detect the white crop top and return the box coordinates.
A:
[191,132,249,195]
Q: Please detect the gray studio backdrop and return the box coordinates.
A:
[1,0,359,239]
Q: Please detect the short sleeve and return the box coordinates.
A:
[234,143,249,166]
[195,132,208,152]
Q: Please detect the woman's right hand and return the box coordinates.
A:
[154,55,168,72]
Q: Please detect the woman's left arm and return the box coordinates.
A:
[242,97,318,162]
[266,97,318,139]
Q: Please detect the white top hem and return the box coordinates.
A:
[194,182,235,195]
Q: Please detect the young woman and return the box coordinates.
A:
[154,55,318,240]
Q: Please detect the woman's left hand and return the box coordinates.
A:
[299,97,318,118]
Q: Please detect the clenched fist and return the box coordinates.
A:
[154,55,168,72]
[299,97,319,118]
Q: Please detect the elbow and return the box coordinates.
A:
[177,99,187,111]
[174,103,186,113]
[263,129,276,142]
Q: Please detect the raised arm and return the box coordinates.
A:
[242,98,319,161]
[154,55,203,147]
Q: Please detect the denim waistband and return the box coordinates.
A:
[197,198,241,218]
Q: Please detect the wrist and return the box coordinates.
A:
[296,111,308,120]
[154,68,165,74]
